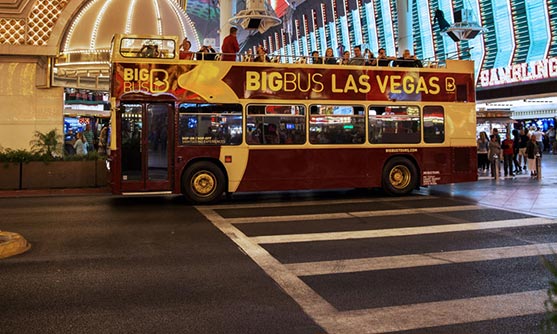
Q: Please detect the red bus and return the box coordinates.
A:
[107,34,477,203]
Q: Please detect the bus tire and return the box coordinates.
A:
[182,162,225,204]
[382,157,418,196]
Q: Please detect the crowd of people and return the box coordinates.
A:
[477,125,556,179]
[178,28,423,67]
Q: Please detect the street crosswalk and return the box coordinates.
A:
[197,195,557,334]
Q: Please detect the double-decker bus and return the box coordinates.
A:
[107,34,477,203]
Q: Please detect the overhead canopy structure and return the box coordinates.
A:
[229,0,281,34]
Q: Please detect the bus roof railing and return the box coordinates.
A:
[190,52,446,68]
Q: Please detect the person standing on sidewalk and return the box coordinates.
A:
[502,132,515,177]
[477,131,489,173]
[526,134,540,177]
[488,134,502,178]
[512,129,522,174]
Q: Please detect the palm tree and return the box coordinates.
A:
[29,129,62,157]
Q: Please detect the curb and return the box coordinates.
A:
[0,231,31,259]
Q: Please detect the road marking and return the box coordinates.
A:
[285,242,557,276]
[208,194,436,210]
[251,217,555,244]
[223,204,481,224]
[196,207,348,334]
[198,203,553,334]
[339,290,546,334]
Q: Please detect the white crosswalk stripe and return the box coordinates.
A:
[251,217,553,244]
[197,199,557,334]
[285,242,557,276]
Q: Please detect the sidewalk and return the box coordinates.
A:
[428,153,557,218]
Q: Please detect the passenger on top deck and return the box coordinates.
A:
[348,45,366,65]
[196,45,216,61]
[221,27,240,61]
[339,51,350,65]
[254,45,270,62]
[394,49,423,68]
[372,48,395,66]
[310,50,323,64]
[323,47,337,64]
[179,38,193,60]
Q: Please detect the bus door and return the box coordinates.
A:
[119,102,174,192]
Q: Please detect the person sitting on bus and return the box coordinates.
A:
[179,38,194,60]
[348,45,366,65]
[139,44,159,58]
[196,45,216,61]
[254,45,270,62]
[394,49,423,68]
[371,48,395,66]
[323,47,337,64]
[242,49,254,62]
[364,48,375,66]
[265,124,280,144]
[310,50,323,64]
[339,51,350,65]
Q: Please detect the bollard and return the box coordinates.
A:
[536,153,542,180]
[492,154,499,180]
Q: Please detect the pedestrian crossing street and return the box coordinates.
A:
[197,195,557,334]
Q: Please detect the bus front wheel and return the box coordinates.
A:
[182,162,225,204]
[382,157,418,196]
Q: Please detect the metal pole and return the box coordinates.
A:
[536,153,542,180]
[396,0,414,55]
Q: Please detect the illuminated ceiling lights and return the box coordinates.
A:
[229,0,282,34]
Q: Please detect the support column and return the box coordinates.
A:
[397,0,414,55]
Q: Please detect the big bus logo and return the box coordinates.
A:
[122,68,170,93]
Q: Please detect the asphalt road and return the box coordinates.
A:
[1,189,556,333]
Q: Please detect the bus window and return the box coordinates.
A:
[309,105,365,144]
[246,104,306,145]
[120,37,176,59]
[368,105,421,144]
[423,106,445,143]
[178,103,242,145]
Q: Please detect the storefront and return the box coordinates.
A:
[476,109,514,138]
[63,88,110,155]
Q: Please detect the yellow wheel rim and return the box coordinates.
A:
[389,165,411,190]
[191,171,216,197]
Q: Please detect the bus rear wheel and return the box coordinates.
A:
[382,157,418,195]
[182,162,225,204]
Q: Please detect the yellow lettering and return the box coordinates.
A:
[312,73,324,92]
[298,73,311,92]
[390,75,402,93]
[261,72,267,91]
[428,77,440,94]
[139,69,149,81]
[415,76,429,94]
[150,69,169,93]
[268,72,282,91]
[402,76,415,94]
[284,72,297,92]
[123,81,134,92]
[376,75,389,93]
[246,71,260,90]
[344,75,358,93]
[358,75,371,93]
[332,74,343,93]
[123,68,134,81]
